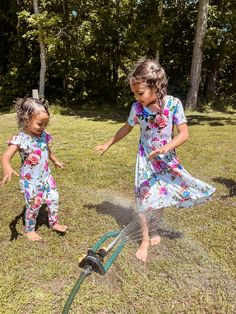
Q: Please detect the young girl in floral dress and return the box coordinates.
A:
[94,58,215,262]
[1,98,67,241]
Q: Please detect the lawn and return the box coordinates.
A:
[0,109,235,314]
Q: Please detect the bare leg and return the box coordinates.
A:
[149,208,163,246]
[136,214,150,262]
[25,231,42,241]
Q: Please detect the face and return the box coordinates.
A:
[25,110,49,136]
[130,82,156,107]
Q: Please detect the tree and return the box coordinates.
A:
[186,0,209,109]
[32,0,46,98]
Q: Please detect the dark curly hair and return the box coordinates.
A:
[15,97,50,129]
[129,58,168,107]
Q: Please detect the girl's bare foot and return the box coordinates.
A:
[150,235,161,246]
[25,231,42,241]
[136,239,149,262]
[52,223,67,232]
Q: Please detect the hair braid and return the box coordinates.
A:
[129,58,168,107]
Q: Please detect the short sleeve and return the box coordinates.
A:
[7,134,27,150]
[44,131,52,144]
[127,103,139,126]
[173,98,187,125]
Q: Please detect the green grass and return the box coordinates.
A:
[0,110,235,313]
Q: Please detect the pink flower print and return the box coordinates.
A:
[170,164,178,169]
[155,114,168,128]
[44,161,49,171]
[28,153,41,165]
[135,102,143,114]
[170,168,182,177]
[160,139,167,145]
[152,160,168,172]
[24,159,31,166]
[173,116,178,125]
[148,118,158,129]
[46,199,52,206]
[163,108,169,117]
[133,115,138,124]
[33,149,41,156]
[139,180,150,198]
[45,133,52,143]
[48,175,57,189]
[25,190,30,200]
[181,182,188,189]
[152,137,160,143]
[139,144,145,157]
[152,160,162,172]
[159,186,168,195]
[33,195,43,208]
[25,173,32,180]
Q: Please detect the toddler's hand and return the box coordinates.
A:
[54,160,65,168]
[1,168,19,186]
[94,143,109,155]
[148,146,169,160]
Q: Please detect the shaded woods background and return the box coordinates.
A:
[0,0,235,111]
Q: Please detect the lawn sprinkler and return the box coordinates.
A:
[62,209,163,313]
[62,230,126,314]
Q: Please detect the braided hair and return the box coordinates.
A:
[129,58,168,107]
[15,97,50,129]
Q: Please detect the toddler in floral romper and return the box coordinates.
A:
[1,98,67,241]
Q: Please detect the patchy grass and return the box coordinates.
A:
[0,110,235,313]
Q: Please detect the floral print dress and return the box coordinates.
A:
[127,96,215,213]
[8,131,59,232]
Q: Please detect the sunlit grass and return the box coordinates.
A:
[0,110,235,313]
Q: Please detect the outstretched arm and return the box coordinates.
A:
[1,145,19,186]
[48,147,64,168]
[94,122,133,155]
[149,123,189,160]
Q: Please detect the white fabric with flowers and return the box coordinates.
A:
[8,131,59,231]
[127,95,215,212]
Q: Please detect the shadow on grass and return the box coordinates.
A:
[213,177,236,199]
[86,201,182,240]
[9,204,65,241]
[55,108,236,126]
[187,115,236,126]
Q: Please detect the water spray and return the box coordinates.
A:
[62,209,162,313]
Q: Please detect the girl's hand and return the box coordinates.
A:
[53,160,65,168]
[148,146,169,160]
[94,143,110,155]
[1,168,19,186]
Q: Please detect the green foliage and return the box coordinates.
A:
[0,0,235,110]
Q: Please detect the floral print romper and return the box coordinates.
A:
[9,131,59,232]
[127,96,215,213]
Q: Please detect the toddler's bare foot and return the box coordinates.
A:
[52,223,67,233]
[136,240,149,262]
[150,235,161,246]
[25,231,42,241]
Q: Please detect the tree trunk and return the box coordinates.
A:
[155,0,163,63]
[186,0,209,109]
[32,0,46,98]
